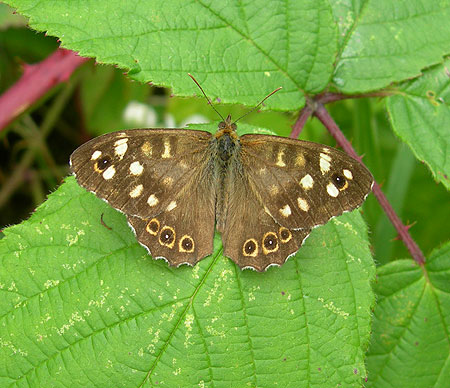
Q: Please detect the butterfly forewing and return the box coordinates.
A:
[240,134,374,231]
[70,128,212,220]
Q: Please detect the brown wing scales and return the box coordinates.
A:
[239,134,373,230]
[70,128,212,219]
[220,168,311,271]
[127,174,216,266]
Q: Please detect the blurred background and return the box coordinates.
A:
[1,3,448,266]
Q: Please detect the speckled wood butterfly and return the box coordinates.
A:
[70,87,373,271]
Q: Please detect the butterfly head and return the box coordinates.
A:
[218,114,237,132]
[215,114,239,142]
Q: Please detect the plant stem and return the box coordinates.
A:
[0,48,88,131]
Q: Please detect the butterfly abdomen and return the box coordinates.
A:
[210,131,242,232]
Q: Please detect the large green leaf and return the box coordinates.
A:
[333,0,450,93]
[0,125,375,386]
[6,0,450,103]
[366,242,450,387]
[5,0,340,110]
[386,59,450,190]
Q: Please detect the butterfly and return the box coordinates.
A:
[70,110,373,271]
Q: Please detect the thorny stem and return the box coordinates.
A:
[293,97,426,266]
[291,94,425,266]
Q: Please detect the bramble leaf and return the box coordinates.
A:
[366,242,450,387]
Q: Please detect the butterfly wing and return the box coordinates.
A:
[239,134,373,230]
[70,128,216,266]
[220,166,311,271]
[219,134,373,271]
[126,169,215,266]
[70,128,212,219]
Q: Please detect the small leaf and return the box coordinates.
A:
[387,59,450,190]
[366,242,450,387]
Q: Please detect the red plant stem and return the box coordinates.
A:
[370,182,425,266]
[290,103,313,139]
[316,91,391,105]
[0,48,89,131]
[311,103,426,266]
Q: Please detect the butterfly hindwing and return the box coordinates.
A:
[219,165,311,271]
[126,169,216,266]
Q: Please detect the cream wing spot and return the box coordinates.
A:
[147,194,159,207]
[276,150,286,167]
[327,182,339,197]
[297,197,310,212]
[269,185,279,196]
[319,153,331,174]
[295,153,305,167]
[102,166,116,180]
[129,184,143,198]
[279,204,292,218]
[114,138,128,146]
[115,143,128,159]
[320,152,331,162]
[141,141,152,157]
[320,158,331,174]
[300,174,314,190]
[163,177,174,186]
[114,138,129,160]
[162,140,171,158]
[166,201,177,212]
[91,150,102,160]
[343,169,353,180]
[129,161,144,176]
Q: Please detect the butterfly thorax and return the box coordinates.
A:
[214,114,239,161]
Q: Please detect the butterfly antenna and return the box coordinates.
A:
[188,73,225,121]
[233,86,282,124]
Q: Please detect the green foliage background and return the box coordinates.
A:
[0,0,449,387]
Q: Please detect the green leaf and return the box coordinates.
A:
[366,242,450,387]
[386,59,450,190]
[333,0,450,93]
[0,172,374,386]
[5,0,340,111]
[0,3,26,29]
